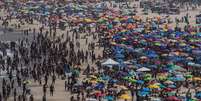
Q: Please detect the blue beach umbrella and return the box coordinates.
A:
[136,80,145,84]
[105,95,114,101]
[195,92,201,99]
[168,85,177,88]
[141,88,150,92]
[127,18,134,23]
[138,91,150,97]
[95,83,105,89]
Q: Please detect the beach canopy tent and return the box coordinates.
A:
[86,98,98,101]
[136,67,151,72]
[101,58,119,66]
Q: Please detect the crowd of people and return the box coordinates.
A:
[0,0,201,101]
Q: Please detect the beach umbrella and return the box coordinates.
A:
[138,91,150,97]
[72,69,80,77]
[98,18,107,24]
[147,53,158,58]
[164,80,174,85]
[136,67,151,72]
[142,88,150,92]
[117,85,128,90]
[115,53,125,59]
[148,84,160,89]
[168,85,177,89]
[140,56,148,59]
[86,98,98,101]
[123,76,130,81]
[151,97,162,101]
[127,18,134,23]
[108,79,118,84]
[186,57,194,60]
[104,96,114,101]
[144,74,152,81]
[165,96,181,101]
[193,77,201,81]
[169,77,185,82]
[192,50,201,55]
[159,84,166,89]
[144,77,152,81]
[95,83,105,90]
[168,64,183,71]
[154,42,161,46]
[89,80,97,84]
[196,33,201,37]
[187,98,197,101]
[163,88,174,92]
[175,67,187,72]
[134,28,144,32]
[128,78,136,84]
[124,61,132,65]
[100,75,110,81]
[145,74,152,78]
[136,80,145,84]
[188,62,201,67]
[84,18,94,23]
[195,92,201,99]
[90,75,97,79]
[185,74,193,79]
[128,70,136,77]
[107,24,113,29]
[133,16,141,20]
[101,58,119,66]
[165,92,176,96]
[158,76,167,81]
[95,91,104,97]
[119,94,131,100]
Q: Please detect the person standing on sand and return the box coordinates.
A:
[18,95,22,101]
[43,84,47,95]
[42,95,46,101]
[29,94,34,101]
[70,96,74,101]
[50,84,54,96]
[52,74,56,84]
[65,81,68,91]
[0,93,2,101]
[14,88,17,101]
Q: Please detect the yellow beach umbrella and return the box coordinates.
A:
[84,18,94,23]
[90,75,97,79]
[193,77,201,81]
[148,84,160,89]
[191,32,196,34]
[118,85,128,90]
[90,80,97,84]
[111,42,117,45]
[119,94,132,100]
